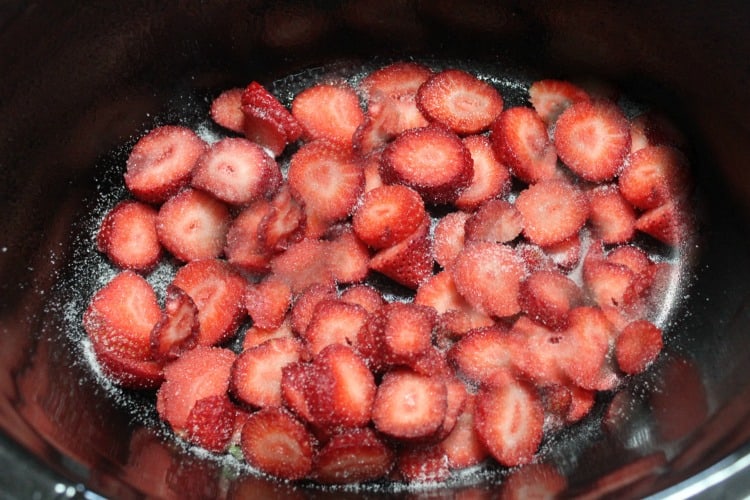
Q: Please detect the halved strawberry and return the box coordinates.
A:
[440,395,489,469]
[191,138,278,206]
[288,141,364,237]
[499,463,567,500]
[231,336,303,408]
[312,428,394,484]
[519,270,584,330]
[455,135,512,211]
[372,369,447,440]
[380,125,473,205]
[433,210,469,269]
[451,242,526,317]
[258,185,305,253]
[618,145,690,211]
[270,238,335,294]
[240,407,314,480]
[396,445,450,483]
[291,82,365,146]
[303,299,369,355]
[464,199,524,245]
[635,201,691,247]
[97,200,161,272]
[156,188,231,262]
[369,216,433,290]
[416,69,504,135]
[615,320,663,375]
[561,307,618,391]
[184,394,236,453]
[339,284,385,313]
[244,278,291,330]
[587,184,636,244]
[490,106,558,184]
[352,184,426,250]
[325,226,370,284]
[172,259,247,346]
[209,88,245,133]
[528,79,590,125]
[515,180,589,247]
[448,327,521,385]
[241,320,294,350]
[150,285,199,362]
[124,125,207,204]
[289,283,338,335]
[224,199,273,273]
[474,380,544,467]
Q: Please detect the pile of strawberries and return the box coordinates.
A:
[83,61,693,485]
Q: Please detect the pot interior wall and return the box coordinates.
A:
[1,1,749,498]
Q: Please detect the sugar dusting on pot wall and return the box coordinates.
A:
[1,1,750,498]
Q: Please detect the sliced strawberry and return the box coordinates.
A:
[270,238,335,294]
[241,81,303,156]
[490,106,557,184]
[607,245,653,276]
[156,346,235,431]
[89,343,163,390]
[515,180,589,247]
[361,61,434,104]
[515,243,556,273]
[433,210,469,269]
[352,113,397,157]
[519,270,584,330]
[224,199,273,273]
[124,125,207,204]
[231,336,303,408]
[97,200,161,272]
[629,111,687,153]
[566,385,596,424]
[474,380,544,467]
[543,232,582,271]
[184,394,236,453]
[369,216,433,290]
[528,79,590,125]
[435,377,468,440]
[172,259,247,346]
[339,284,385,313]
[289,283,338,335]
[352,184,426,250]
[464,199,524,244]
[499,463,567,500]
[280,361,315,423]
[539,384,573,428]
[156,188,231,262]
[583,258,637,309]
[615,320,663,375]
[244,278,292,330]
[312,428,394,484]
[258,185,305,253]
[288,141,364,237]
[416,69,504,135]
[303,299,369,355]
[618,145,691,210]
[455,135,512,211]
[191,138,278,206]
[448,327,521,385]
[554,100,630,182]
[451,242,526,317]
[209,88,245,133]
[372,369,447,440]
[587,184,636,244]
[362,151,385,192]
[242,320,294,350]
[510,316,568,387]
[240,407,314,480]
[396,445,450,483]
[440,395,489,469]
[635,201,691,246]
[561,307,618,391]
[291,82,364,146]
[150,285,199,362]
[380,125,473,205]
[325,227,370,284]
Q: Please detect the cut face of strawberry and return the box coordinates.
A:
[352,184,426,250]
[184,394,236,453]
[440,395,489,469]
[587,184,637,244]
[615,320,663,375]
[528,79,590,126]
[291,82,364,146]
[455,134,512,211]
[325,226,371,285]
[224,200,273,273]
[97,200,161,272]
[259,185,305,253]
[619,145,691,210]
[519,270,584,330]
[448,327,522,385]
[361,61,434,102]
[312,428,394,484]
[289,282,337,335]
[339,284,385,313]
[635,202,691,247]
[432,210,468,269]
[464,199,524,245]
[150,285,199,362]
[369,216,433,290]
[303,299,368,355]
[241,81,302,156]
[270,238,335,294]
[560,307,618,391]
[515,180,589,247]
[210,88,245,134]
[242,320,294,350]
[244,278,292,330]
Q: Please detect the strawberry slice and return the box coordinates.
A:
[464,199,524,245]
[490,106,558,184]
[244,278,292,330]
[240,407,314,480]
[515,243,556,273]
[209,88,245,133]
[510,316,568,387]
[372,369,447,440]
[270,238,335,294]
[635,201,691,247]
[361,61,434,106]
[566,385,596,424]
[184,394,236,453]
[369,216,433,290]
[287,141,364,237]
[543,233,582,271]
[416,69,504,135]
[224,199,273,273]
[561,307,618,391]
[519,270,584,330]
[191,138,279,206]
[455,135,512,211]
[312,428,394,484]
[352,184,426,250]
[440,395,489,469]
[615,320,663,375]
[89,344,163,390]
[156,188,231,262]
[618,145,690,210]
[258,185,305,253]
[291,82,364,146]
[362,151,385,192]
[97,200,161,272]
[303,299,369,355]
[607,245,653,276]
[339,284,385,313]
[587,184,637,244]
[500,463,567,499]
[150,285,199,362]
[583,258,637,309]
[554,100,631,182]
[231,336,303,408]
[515,180,589,247]
[242,320,294,350]
[396,445,450,483]
[451,241,526,317]
[124,125,207,204]
[241,81,303,157]
[528,79,590,125]
[325,226,370,284]
[448,327,522,385]
[381,125,473,205]
[289,282,338,335]
[172,259,247,346]
[280,362,315,423]
[433,210,468,269]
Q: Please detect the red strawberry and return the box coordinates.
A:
[244,278,291,330]
[380,125,473,205]
[499,463,567,500]
[362,151,385,192]
[191,138,279,206]
[615,320,663,375]
[124,125,207,204]
[464,199,524,245]
[510,316,568,387]
[325,227,370,284]
[352,184,426,250]
[241,81,303,157]
[435,377,468,439]
[515,243,556,273]
[184,394,236,453]
[448,327,521,385]
[629,111,687,153]
[224,199,273,273]
[352,113,397,157]
[618,145,690,211]
[554,100,631,182]
[416,69,504,135]
[339,284,385,313]
[270,238,335,294]
[518,270,584,330]
[209,88,245,133]
[543,233,582,271]
[97,200,161,272]
[150,285,199,362]
[433,210,468,269]
[240,407,314,480]
[490,106,557,184]
[451,242,526,317]
[440,395,489,469]
[369,216,433,290]
[287,141,364,237]
[242,320,294,350]
[231,336,303,408]
[172,259,247,346]
[515,180,589,247]
[566,385,596,424]
[156,188,231,262]
[635,201,691,246]
[291,82,365,146]
[583,258,637,309]
[303,299,369,355]
[396,445,450,483]
[258,185,305,253]
[607,245,653,276]
[561,307,618,391]
[89,344,163,390]
[156,346,235,431]
[280,362,315,423]
[289,283,338,335]
[372,369,447,440]
[455,135,512,211]
[474,380,544,467]
[361,61,434,104]
[312,428,394,484]
[587,184,636,244]
[528,79,590,125]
